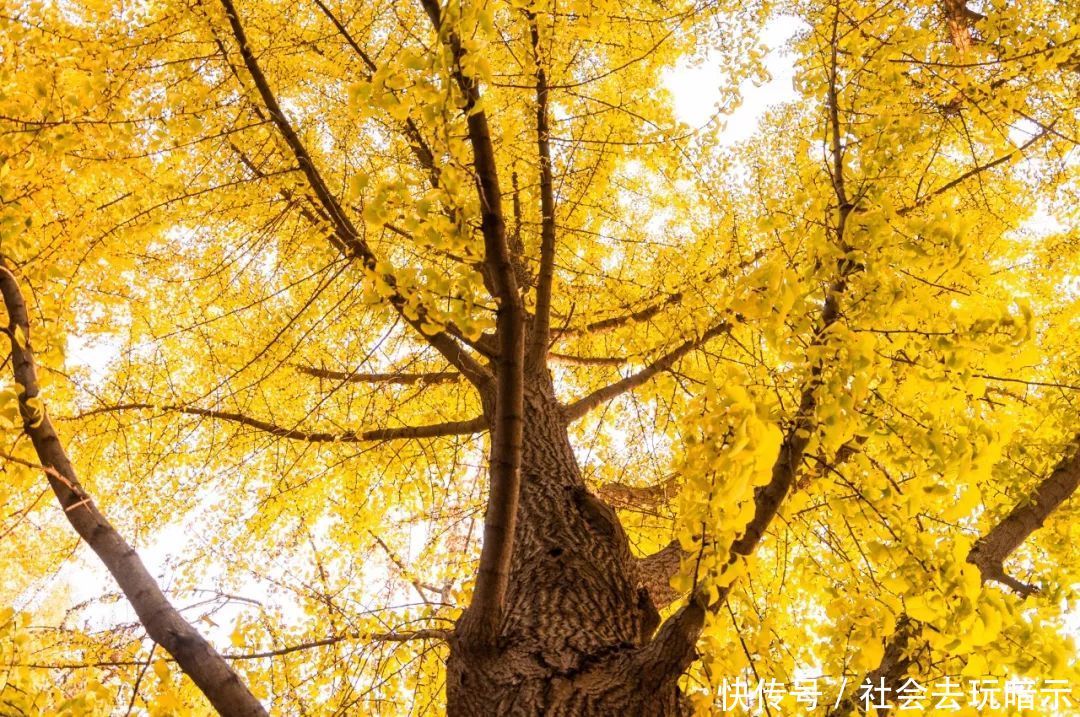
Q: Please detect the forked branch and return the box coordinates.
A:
[564,321,732,421]
[217,0,490,387]
[642,21,860,667]
[830,435,1080,716]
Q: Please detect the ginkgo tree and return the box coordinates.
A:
[0,0,1078,714]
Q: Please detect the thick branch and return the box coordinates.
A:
[967,435,1080,594]
[942,0,984,53]
[420,0,525,646]
[635,540,684,608]
[632,597,706,681]
[0,266,267,717]
[525,13,558,372]
[73,403,485,443]
[831,437,1080,715]
[564,321,732,421]
[599,473,679,511]
[218,0,490,387]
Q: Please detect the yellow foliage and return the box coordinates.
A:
[0,0,1077,712]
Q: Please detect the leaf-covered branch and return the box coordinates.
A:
[831,436,1080,716]
[967,437,1080,593]
[311,0,440,185]
[903,127,1049,214]
[643,15,861,666]
[217,0,491,387]
[554,251,765,340]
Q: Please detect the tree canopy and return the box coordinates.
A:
[0,0,1077,713]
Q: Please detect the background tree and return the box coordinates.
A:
[0,0,1077,714]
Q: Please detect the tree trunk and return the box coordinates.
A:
[446,377,690,715]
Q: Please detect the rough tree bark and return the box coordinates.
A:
[446,376,687,715]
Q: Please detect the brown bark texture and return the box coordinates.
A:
[445,380,692,715]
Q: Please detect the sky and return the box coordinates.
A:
[664,17,801,140]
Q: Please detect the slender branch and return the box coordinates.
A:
[20,630,450,669]
[825,3,850,224]
[564,321,732,421]
[124,643,156,717]
[294,364,461,386]
[902,127,1049,214]
[549,352,627,367]
[642,14,860,668]
[525,12,558,372]
[971,373,1080,392]
[227,629,450,660]
[879,350,1080,392]
[217,0,490,387]
[369,531,441,604]
[556,295,683,339]
[419,0,525,647]
[554,251,766,340]
[311,0,442,190]
[71,403,486,443]
[508,170,532,286]
[0,264,267,717]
